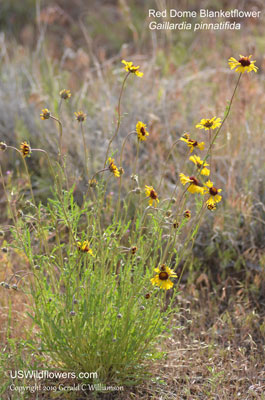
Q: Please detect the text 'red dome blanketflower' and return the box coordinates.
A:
[20,142,31,158]
[179,173,204,194]
[180,136,205,153]
[121,60,143,77]
[136,121,149,141]
[151,264,177,290]
[189,155,210,176]
[108,157,120,177]
[204,180,222,207]
[228,55,258,73]
[145,185,159,207]
[196,117,221,131]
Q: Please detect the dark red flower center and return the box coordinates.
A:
[159,271,169,280]
[204,120,213,128]
[184,210,191,218]
[239,57,251,67]
[210,187,218,196]
[189,176,199,186]
[188,139,198,146]
[150,189,157,199]
[140,127,146,136]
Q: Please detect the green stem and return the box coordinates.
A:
[51,115,63,165]
[81,122,89,179]
[158,139,180,191]
[104,71,130,167]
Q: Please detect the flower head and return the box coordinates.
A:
[207,203,217,211]
[89,178,97,188]
[74,111,86,122]
[136,121,149,141]
[130,246,137,254]
[189,155,210,176]
[77,240,94,255]
[151,264,177,290]
[0,142,7,152]
[60,89,71,100]
[121,60,143,77]
[108,157,120,177]
[145,185,159,207]
[20,142,31,158]
[40,108,51,120]
[118,167,124,176]
[228,55,258,73]
[179,173,204,194]
[180,137,205,153]
[183,209,191,219]
[204,180,222,207]
[196,117,221,131]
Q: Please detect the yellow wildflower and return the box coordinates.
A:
[74,111,86,122]
[207,203,217,211]
[108,157,120,178]
[179,173,204,194]
[151,264,177,290]
[60,89,71,100]
[183,210,191,219]
[121,60,143,77]
[145,185,159,207]
[228,55,258,73]
[196,117,221,131]
[130,246,137,254]
[189,155,210,176]
[20,142,31,158]
[180,137,205,153]
[77,240,94,255]
[40,108,51,120]
[204,180,222,207]
[89,178,97,188]
[136,121,149,141]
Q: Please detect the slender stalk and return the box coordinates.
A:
[134,139,140,175]
[119,131,135,167]
[58,98,62,113]
[208,128,212,173]
[81,122,89,179]
[21,157,36,207]
[175,204,206,289]
[158,139,180,191]
[0,166,21,242]
[104,71,130,166]
[116,130,136,217]
[82,168,109,206]
[50,115,63,164]
[32,148,75,244]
